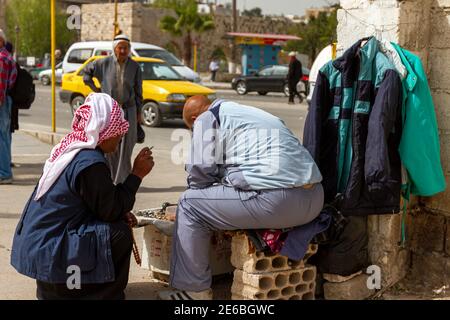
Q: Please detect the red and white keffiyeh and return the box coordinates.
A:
[34,93,129,200]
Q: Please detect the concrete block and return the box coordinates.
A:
[233,266,316,289]
[368,214,402,252]
[230,233,317,273]
[433,91,450,133]
[340,0,398,10]
[370,249,410,288]
[410,252,450,288]
[429,48,450,90]
[231,267,316,300]
[446,218,450,256]
[323,274,376,300]
[410,212,446,253]
[141,225,234,277]
[430,4,450,48]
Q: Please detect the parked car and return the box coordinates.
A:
[62,41,201,83]
[38,62,63,86]
[60,56,216,127]
[231,65,310,97]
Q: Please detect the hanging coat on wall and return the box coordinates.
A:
[390,43,446,197]
[303,36,403,216]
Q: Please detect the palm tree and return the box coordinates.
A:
[154,0,215,67]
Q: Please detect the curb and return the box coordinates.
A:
[19,129,65,146]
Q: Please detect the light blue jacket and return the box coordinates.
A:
[186,100,322,190]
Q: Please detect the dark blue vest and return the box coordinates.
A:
[11,149,115,284]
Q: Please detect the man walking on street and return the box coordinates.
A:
[287,51,303,105]
[209,57,220,82]
[84,34,143,184]
[0,29,18,184]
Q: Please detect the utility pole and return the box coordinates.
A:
[14,25,20,61]
[113,0,119,38]
[230,0,237,73]
[51,0,56,133]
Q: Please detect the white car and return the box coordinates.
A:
[307,44,334,104]
[62,41,201,83]
[38,62,63,86]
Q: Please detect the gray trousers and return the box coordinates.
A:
[169,183,324,291]
[106,105,137,184]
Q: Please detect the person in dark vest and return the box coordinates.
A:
[287,51,303,105]
[11,93,154,300]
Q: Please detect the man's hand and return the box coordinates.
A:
[124,212,138,228]
[132,147,154,179]
[137,112,143,125]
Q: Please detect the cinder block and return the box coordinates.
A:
[446,218,450,256]
[231,267,316,300]
[410,212,446,253]
[368,214,402,252]
[230,233,318,273]
[410,252,450,288]
[323,274,376,300]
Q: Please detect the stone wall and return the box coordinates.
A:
[81,2,297,71]
[336,0,450,296]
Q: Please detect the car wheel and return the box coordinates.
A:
[41,76,50,86]
[283,83,290,97]
[257,91,268,96]
[142,102,162,127]
[236,81,248,95]
[70,95,85,115]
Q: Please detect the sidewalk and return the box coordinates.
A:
[200,76,233,91]
[1,131,232,300]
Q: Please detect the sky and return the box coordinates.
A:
[215,0,340,17]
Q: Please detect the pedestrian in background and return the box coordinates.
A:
[287,51,303,105]
[83,34,143,184]
[209,57,220,82]
[5,42,19,168]
[0,30,18,184]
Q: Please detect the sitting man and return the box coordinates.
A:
[160,96,324,300]
[11,93,154,300]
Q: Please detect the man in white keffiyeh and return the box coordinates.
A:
[11,93,154,300]
[35,93,130,199]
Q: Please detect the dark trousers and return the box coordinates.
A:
[36,221,133,300]
[288,82,301,103]
[211,70,217,82]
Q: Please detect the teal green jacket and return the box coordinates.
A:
[391,43,446,196]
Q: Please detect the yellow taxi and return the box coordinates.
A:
[60,56,216,127]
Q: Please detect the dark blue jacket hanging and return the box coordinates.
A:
[10,149,115,284]
[303,37,403,216]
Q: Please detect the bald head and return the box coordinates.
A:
[183,95,212,129]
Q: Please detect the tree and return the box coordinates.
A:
[242,7,263,18]
[5,0,76,58]
[154,0,215,67]
[284,6,339,65]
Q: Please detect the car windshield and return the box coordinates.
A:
[135,49,183,66]
[138,61,184,81]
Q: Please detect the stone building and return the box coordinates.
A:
[324,0,450,299]
[80,2,297,72]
